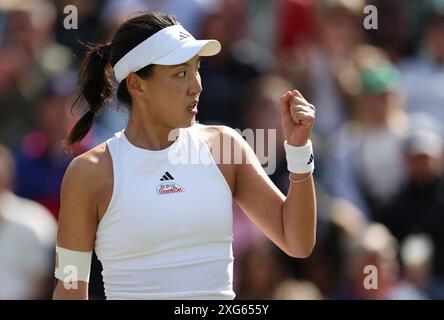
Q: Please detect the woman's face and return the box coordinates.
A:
[140,55,202,129]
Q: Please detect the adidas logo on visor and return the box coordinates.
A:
[179,31,191,40]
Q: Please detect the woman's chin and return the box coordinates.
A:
[180,116,197,128]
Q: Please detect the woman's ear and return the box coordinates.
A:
[126,73,145,99]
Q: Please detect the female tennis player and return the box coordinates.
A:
[52,11,316,300]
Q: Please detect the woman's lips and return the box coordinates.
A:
[187,101,198,115]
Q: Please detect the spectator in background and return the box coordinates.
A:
[277,0,317,55]
[333,223,427,299]
[195,10,261,128]
[325,45,409,223]
[365,0,414,62]
[279,0,366,143]
[53,0,105,62]
[376,128,444,298]
[0,144,57,299]
[399,0,444,135]
[247,0,280,58]
[400,234,434,297]
[0,0,73,148]
[13,86,73,219]
[402,0,441,49]
[273,278,323,300]
[235,237,287,299]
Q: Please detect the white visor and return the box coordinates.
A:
[113,24,221,83]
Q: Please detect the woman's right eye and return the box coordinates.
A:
[177,71,186,78]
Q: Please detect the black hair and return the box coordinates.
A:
[66,11,177,146]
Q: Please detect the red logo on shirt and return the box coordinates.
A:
[156,182,185,195]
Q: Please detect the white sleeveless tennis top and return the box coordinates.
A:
[95,125,235,299]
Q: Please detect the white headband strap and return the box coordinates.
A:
[113,24,195,83]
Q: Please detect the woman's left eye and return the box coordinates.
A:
[178,71,186,78]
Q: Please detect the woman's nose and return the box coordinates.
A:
[188,72,202,95]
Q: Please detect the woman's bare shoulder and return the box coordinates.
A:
[194,123,220,135]
[195,123,245,148]
[194,123,237,140]
[64,142,113,190]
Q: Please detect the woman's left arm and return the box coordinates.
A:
[232,90,316,258]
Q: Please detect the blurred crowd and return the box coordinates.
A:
[1,0,444,300]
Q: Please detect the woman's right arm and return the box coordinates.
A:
[52,154,102,300]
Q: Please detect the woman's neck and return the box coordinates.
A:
[125,109,176,150]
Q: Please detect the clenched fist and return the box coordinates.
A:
[280,90,316,147]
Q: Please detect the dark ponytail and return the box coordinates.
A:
[67,43,112,146]
[66,11,177,148]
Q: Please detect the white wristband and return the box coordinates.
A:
[284,140,315,174]
[54,246,92,283]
